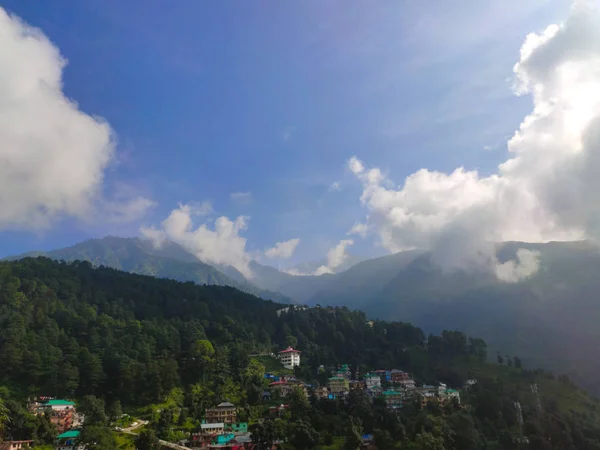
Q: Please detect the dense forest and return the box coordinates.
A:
[1,257,600,449]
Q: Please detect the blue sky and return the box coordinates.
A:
[0,0,578,273]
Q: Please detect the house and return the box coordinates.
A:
[269,381,294,398]
[313,386,329,400]
[397,379,416,390]
[262,390,272,400]
[268,404,289,417]
[205,402,237,424]
[55,430,85,450]
[29,399,82,434]
[383,389,403,409]
[201,423,225,434]
[278,347,301,369]
[442,389,460,404]
[349,380,364,391]
[374,370,391,383]
[390,369,410,384]
[333,364,351,379]
[0,441,33,450]
[328,376,349,394]
[364,374,381,391]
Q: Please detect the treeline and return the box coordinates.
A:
[0,258,599,449]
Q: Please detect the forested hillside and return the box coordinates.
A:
[1,258,600,449]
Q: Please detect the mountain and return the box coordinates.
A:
[249,240,600,395]
[4,236,289,303]
[285,253,367,275]
[2,257,600,449]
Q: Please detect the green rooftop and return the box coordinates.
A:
[57,430,80,439]
[45,399,75,406]
[383,390,401,396]
[328,376,347,381]
[446,389,459,394]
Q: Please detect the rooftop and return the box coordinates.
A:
[278,346,300,354]
[201,423,224,429]
[44,399,75,406]
[57,430,80,439]
[216,401,235,408]
[383,390,401,396]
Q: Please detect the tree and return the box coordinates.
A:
[107,400,123,422]
[80,426,117,450]
[374,429,395,450]
[0,396,9,438]
[79,395,107,426]
[156,408,174,440]
[344,416,363,450]
[135,429,160,450]
[288,419,319,450]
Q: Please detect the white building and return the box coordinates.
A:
[278,347,301,369]
[364,374,381,390]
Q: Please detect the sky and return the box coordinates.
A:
[3,0,599,280]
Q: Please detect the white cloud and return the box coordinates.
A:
[314,239,354,276]
[230,191,253,205]
[329,181,342,192]
[0,8,152,229]
[265,238,300,259]
[348,222,369,237]
[141,204,253,278]
[349,3,600,282]
[495,249,541,283]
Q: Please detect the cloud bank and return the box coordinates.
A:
[0,8,152,229]
[141,204,254,278]
[349,3,600,282]
[265,238,300,259]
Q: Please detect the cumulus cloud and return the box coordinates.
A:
[265,238,300,259]
[314,239,354,276]
[141,204,253,277]
[349,3,600,282]
[0,8,152,229]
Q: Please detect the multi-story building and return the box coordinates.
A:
[205,402,237,424]
[55,430,85,450]
[328,376,349,394]
[28,399,81,434]
[390,369,410,384]
[364,374,381,391]
[383,390,403,411]
[278,347,301,369]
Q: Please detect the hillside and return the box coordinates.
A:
[4,236,289,303]
[1,257,600,449]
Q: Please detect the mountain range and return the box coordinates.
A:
[6,236,600,395]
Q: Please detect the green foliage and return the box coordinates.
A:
[80,426,117,450]
[134,429,160,450]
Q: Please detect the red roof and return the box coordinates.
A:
[269,381,288,386]
[278,346,300,353]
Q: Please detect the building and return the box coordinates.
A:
[205,402,237,424]
[390,369,410,384]
[201,423,225,434]
[0,441,33,450]
[333,364,351,379]
[268,404,289,417]
[374,370,391,383]
[349,380,364,391]
[313,386,329,400]
[328,377,349,394]
[278,347,301,369]
[364,374,381,391]
[55,430,85,450]
[382,390,403,411]
[28,399,82,434]
[397,379,416,390]
[442,389,461,404]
